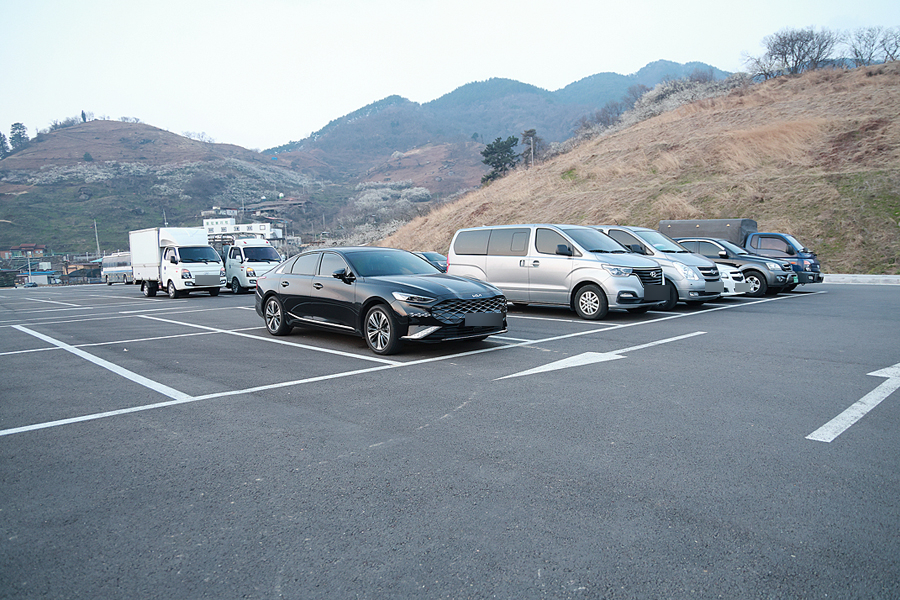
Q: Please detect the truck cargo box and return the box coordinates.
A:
[658,219,757,246]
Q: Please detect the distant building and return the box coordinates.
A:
[202,217,282,240]
[2,243,48,259]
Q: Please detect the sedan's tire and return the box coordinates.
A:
[365,304,402,355]
[167,280,181,299]
[264,296,291,336]
[142,282,157,297]
[661,281,678,311]
[573,284,609,320]
[231,278,242,294]
[744,271,767,297]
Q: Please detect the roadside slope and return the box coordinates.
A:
[382,64,900,274]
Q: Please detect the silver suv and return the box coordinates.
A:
[593,225,723,310]
[447,224,666,320]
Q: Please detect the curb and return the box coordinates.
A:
[823,274,900,285]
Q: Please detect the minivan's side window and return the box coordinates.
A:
[535,228,569,255]
[487,228,530,256]
[607,230,642,252]
[319,252,348,276]
[453,230,491,255]
[291,253,320,275]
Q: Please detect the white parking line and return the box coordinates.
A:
[24,298,82,307]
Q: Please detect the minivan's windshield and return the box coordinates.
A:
[562,228,627,253]
[633,230,689,253]
[180,246,222,263]
[345,250,440,277]
[244,247,281,262]
[719,240,749,255]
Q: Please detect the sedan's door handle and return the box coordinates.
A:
[313,283,324,290]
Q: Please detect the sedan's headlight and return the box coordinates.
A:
[602,264,633,277]
[392,291,436,304]
[765,262,782,271]
[674,262,701,281]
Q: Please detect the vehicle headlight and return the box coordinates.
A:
[180,268,192,279]
[674,262,701,281]
[392,291,436,304]
[765,262,782,271]
[219,267,226,277]
[246,268,256,277]
[602,264,633,277]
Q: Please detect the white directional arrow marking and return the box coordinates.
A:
[496,331,705,380]
[806,362,900,443]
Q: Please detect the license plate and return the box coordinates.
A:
[705,281,725,293]
[734,282,753,293]
[642,284,667,302]
[465,312,503,327]
[791,274,799,283]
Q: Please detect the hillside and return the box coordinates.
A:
[381,64,900,274]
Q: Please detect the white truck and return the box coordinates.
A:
[129,227,226,298]
[220,237,283,294]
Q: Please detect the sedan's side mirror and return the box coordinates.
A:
[333,268,355,283]
[556,244,573,257]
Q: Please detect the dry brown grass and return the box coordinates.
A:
[382,64,900,274]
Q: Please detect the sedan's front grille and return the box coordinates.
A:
[432,296,507,325]
[633,267,663,286]
[697,265,719,281]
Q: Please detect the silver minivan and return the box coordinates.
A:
[447,224,666,320]
[593,225,723,310]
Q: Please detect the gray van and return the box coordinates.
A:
[593,225,723,310]
[447,224,665,320]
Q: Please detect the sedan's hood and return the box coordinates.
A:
[369,273,502,299]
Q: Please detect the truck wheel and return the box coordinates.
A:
[661,281,678,311]
[209,288,220,297]
[167,281,181,299]
[365,304,402,355]
[573,284,609,320]
[231,278,242,294]
[744,271,767,297]
[142,282,157,297]
[264,296,291,335]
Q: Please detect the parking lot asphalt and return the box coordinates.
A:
[1,283,899,599]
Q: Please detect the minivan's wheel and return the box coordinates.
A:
[744,271,767,297]
[142,282,157,297]
[209,287,220,297]
[661,281,678,311]
[365,304,402,355]
[573,284,609,320]
[264,296,291,335]
[167,280,180,299]
[231,278,242,294]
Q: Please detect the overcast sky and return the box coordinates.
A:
[2,0,898,151]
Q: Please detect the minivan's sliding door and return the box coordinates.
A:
[529,228,575,305]
[483,228,531,302]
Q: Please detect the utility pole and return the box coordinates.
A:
[93,220,101,257]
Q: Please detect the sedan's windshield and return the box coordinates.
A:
[180,246,222,263]
[563,228,627,253]
[633,230,689,253]
[345,250,440,277]
[719,240,749,255]
[244,247,281,262]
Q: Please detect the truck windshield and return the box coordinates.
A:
[634,230,688,252]
[783,234,806,252]
[180,247,222,263]
[562,228,627,253]
[719,240,749,255]
[244,247,281,262]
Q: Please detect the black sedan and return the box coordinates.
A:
[255,247,508,355]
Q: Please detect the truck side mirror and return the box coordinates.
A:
[785,246,796,256]
[169,256,179,264]
[556,244,573,257]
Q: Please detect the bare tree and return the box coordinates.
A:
[623,84,650,107]
[846,27,882,66]
[880,26,900,62]
[743,52,780,80]
[762,27,838,75]
[689,67,715,83]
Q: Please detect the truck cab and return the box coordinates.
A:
[223,238,282,294]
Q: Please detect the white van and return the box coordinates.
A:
[222,238,282,294]
[447,224,665,319]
